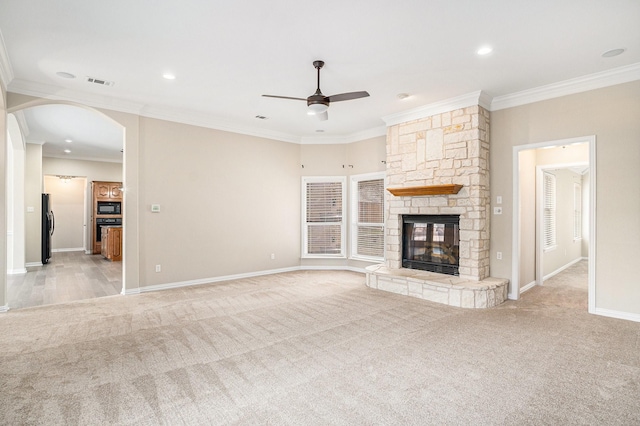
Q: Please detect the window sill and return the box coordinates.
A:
[349,255,385,263]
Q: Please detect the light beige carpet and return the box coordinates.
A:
[0,270,638,425]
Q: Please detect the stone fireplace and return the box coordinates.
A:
[365,101,509,308]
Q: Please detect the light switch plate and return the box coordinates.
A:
[493,207,503,215]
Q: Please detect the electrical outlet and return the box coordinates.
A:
[497,252,503,260]
[155,264,161,272]
[493,207,503,215]
[270,253,275,260]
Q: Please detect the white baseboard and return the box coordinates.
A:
[520,280,537,294]
[594,308,640,323]
[301,265,367,274]
[543,257,583,281]
[85,250,93,255]
[7,268,27,275]
[52,248,85,253]
[0,305,9,313]
[25,262,43,268]
[122,265,366,296]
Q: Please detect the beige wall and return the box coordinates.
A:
[518,149,536,288]
[25,143,43,264]
[491,80,640,315]
[43,176,86,251]
[137,117,302,286]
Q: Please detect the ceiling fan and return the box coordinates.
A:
[262,60,370,121]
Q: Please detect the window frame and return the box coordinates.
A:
[349,172,386,262]
[573,181,582,241]
[301,176,347,258]
[543,171,557,251]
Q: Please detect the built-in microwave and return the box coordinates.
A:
[97,201,121,215]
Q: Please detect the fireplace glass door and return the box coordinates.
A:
[402,215,460,275]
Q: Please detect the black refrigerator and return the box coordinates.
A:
[42,193,54,264]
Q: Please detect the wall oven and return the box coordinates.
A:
[97,201,121,215]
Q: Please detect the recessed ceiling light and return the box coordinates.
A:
[601,48,625,58]
[162,73,176,80]
[64,149,71,154]
[397,93,410,100]
[65,139,72,143]
[477,46,493,55]
[56,71,76,79]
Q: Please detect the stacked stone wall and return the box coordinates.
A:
[385,105,490,280]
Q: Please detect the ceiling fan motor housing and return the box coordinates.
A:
[307,93,329,108]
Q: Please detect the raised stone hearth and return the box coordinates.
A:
[366,264,508,309]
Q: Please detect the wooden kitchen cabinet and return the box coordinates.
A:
[92,181,123,254]
[94,181,123,200]
[109,183,122,199]
[101,226,123,261]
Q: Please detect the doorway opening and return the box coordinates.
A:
[512,136,596,314]
[6,103,125,309]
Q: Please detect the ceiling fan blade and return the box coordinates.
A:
[262,94,307,101]
[327,91,370,102]
[317,111,328,121]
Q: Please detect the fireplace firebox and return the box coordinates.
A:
[402,215,460,276]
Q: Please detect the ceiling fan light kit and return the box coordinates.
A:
[308,103,328,114]
[263,60,369,121]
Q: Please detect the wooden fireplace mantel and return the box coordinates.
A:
[386,184,463,197]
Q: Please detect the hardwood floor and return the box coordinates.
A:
[7,251,122,310]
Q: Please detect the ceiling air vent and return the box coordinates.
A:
[86,76,115,87]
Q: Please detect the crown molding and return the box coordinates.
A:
[8,78,386,145]
[0,29,14,92]
[8,78,145,114]
[138,104,301,144]
[490,62,640,111]
[41,153,123,164]
[382,90,492,127]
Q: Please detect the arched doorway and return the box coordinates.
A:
[5,101,127,308]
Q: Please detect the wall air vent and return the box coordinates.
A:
[86,77,115,87]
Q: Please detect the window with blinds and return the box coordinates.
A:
[302,177,346,257]
[350,173,385,261]
[543,172,557,250]
[573,182,582,241]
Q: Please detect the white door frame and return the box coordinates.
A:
[511,135,596,314]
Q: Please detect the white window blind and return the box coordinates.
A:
[350,173,385,261]
[543,172,557,250]
[573,182,582,240]
[303,178,346,257]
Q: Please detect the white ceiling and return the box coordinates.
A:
[1,1,639,162]
[18,104,123,162]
